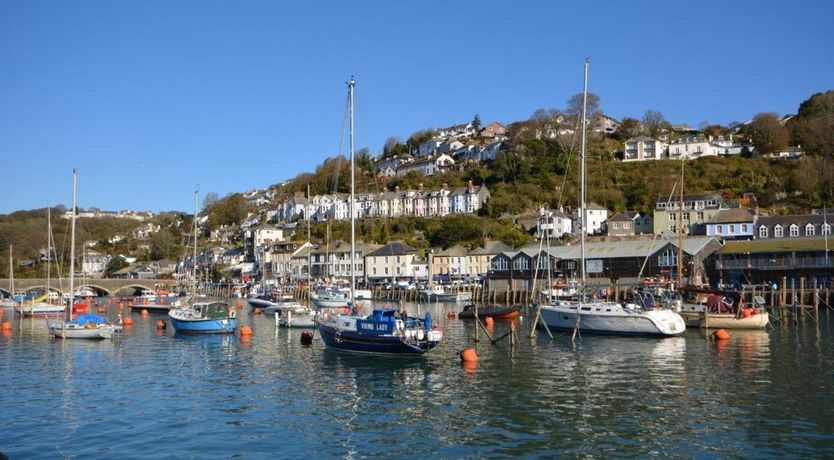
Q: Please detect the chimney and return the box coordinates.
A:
[395,186,400,192]
[442,183,448,190]
[467,180,474,188]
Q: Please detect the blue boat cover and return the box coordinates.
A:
[75,314,106,326]
[424,312,432,330]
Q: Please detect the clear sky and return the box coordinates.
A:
[1,0,832,214]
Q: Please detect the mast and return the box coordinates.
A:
[307,183,312,304]
[678,160,684,289]
[193,190,198,295]
[68,170,77,322]
[9,245,14,304]
[348,76,356,304]
[579,58,589,297]
[46,207,51,302]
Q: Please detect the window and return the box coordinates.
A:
[806,224,815,236]
[729,224,735,234]
[697,212,704,220]
[658,249,678,267]
[537,257,550,270]
[789,224,799,237]
[624,222,630,229]
[774,225,783,238]
[759,226,768,238]
[742,224,748,233]
[716,225,723,235]
[823,223,831,235]
[613,222,619,229]
[492,258,508,271]
[512,257,529,270]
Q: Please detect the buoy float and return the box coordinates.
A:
[1,321,12,331]
[484,317,494,327]
[714,329,730,340]
[97,307,105,313]
[447,311,455,319]
[462,360,477,373]
[300,331,314,345]
[240,325,253,336]
[236,300,243,309]
[460,348,478,363]
[156,319,166,329]
[253,308,261,315]
[141,309,149,316]
[123,317,133,326]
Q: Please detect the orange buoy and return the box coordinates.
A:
[447,311,455,319]
[123,317,133,326]
[462,360,477,373]
[460,347,478,363]
[141,309,149,316]
[1,321,12,331]
[156,319,166,329]
[300,331,313,345]
[253,308,261,315]
[484,317,494,327]
[236,299,243,309]
[240,325,253,336]
[714,329,730,340]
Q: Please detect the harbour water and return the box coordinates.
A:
[2,301,833,458]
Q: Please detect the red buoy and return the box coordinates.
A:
[460,348,478,363]
[240,325,253,336]
[714,329,730,340]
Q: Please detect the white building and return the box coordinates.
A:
[536,208,572,239]
[623,136,667,162]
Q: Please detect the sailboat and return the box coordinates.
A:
[316,77,443,355]
[48,171,117,339]
[0,246,17,308]
[17,207,64,317]
[168,191,237,334]
[539,60,685,337]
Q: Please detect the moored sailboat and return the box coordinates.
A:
[48,170,118,340]
[316,77,443,354]
[538,60,685,337]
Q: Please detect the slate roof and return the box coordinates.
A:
[706,209,756,224]
[366,241,416,257]
[719,236,831,254]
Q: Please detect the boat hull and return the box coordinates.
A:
[317,323,438,355]
[48,323,115,339]
[169,317,236,334]
[16,303,65,317]
[540,303,685,336]
[681,311,770,329]
[129,303,172,313]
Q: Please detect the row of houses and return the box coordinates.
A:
[271,182,490,223]
[375,139,508,178]
[623,135,803,162]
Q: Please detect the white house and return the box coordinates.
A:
[623,136,667,162]
[416,138,443,158]
[396,154,454,177]
[573,202,608,235]
[537,207,572,239]
[668,136,720,160]
[364,241,417,283]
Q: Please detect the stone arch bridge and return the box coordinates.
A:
[0,278,175,297]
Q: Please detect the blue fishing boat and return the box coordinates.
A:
[317,307,442,355]
[168,301,237,334]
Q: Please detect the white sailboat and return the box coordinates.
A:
[539,60,685,337]
[48,171,117,339]
[0,246,17,308]
[17,207,64,317]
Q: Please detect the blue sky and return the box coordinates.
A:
[1,1,832,214]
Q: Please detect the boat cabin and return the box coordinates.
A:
[194,302,232,319]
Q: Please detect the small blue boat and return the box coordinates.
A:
[317,307,442,355]
[168,301,237,334]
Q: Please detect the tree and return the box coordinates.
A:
[202,192,220,211]
[702,124,727,139]
[356,147,374,173]
[617,117,643,140]
[472,114,482,134]
[104,256,128,277]
[792,90,834,156]
[566,92,601,122]
[749,112,789,155]
[642,110,669,138]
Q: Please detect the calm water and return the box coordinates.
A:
[1,301,833,459]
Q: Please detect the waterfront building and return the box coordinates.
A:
[623,136,667,162]
[711,236,833,286]
[705,209,757,239]
[364,241,417,284]
[653,193,738,238]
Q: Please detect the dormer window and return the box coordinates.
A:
[759,226,768,238]
[774,225,784,238]
[806,223,816,236]
[789,224,799,237]
[823,223,831,235]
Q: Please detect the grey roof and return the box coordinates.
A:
[469,240,513,255]
[586,202,607,211]
[756,214,828,227]
[437,244,468,257]
[367,241,416,257]
[625,135,658,143]
[516,236,719,260]
[607,212,634,222]
[706,208,756,224]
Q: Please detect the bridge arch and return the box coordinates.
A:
[75,285,111,297]
[112,284,153,295]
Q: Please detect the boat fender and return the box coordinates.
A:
[229,309,235,318]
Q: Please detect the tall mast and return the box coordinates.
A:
[348,76,356,303]
[9,245,14,303]
[46,207,51,301]
[307,183,312,302]
[68,170,77,319]
[193,190,198,295]
[579,58,589,296]
[678,160,684,288]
